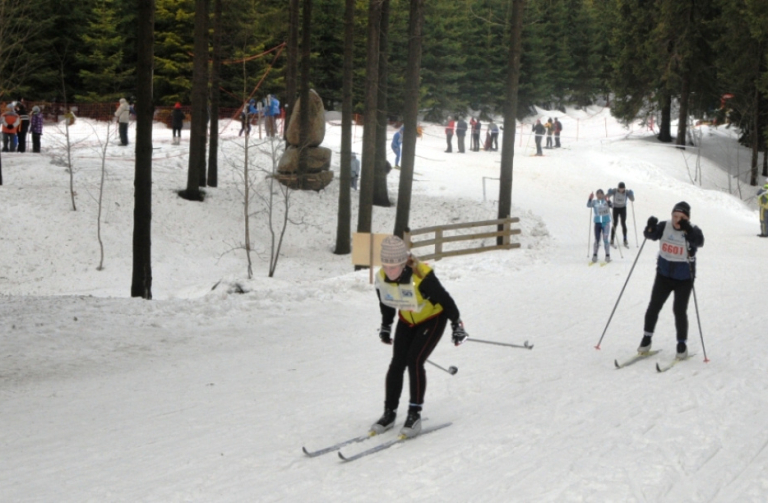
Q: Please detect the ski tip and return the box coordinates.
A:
[655,362,662,372]
[614,359,621,369]
[302,446,311,456]
[338,451,348,461]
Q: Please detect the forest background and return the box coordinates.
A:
[1,0,766,141]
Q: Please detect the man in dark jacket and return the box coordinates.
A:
[456,118,468,153]
[532,119,546,156]
[637,201,704,360]
[16,99,29,153]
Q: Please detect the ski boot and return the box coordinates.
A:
[400,408,422,439]
[371,408,396,435]
[676,341,688,360]
[637,334,652,354]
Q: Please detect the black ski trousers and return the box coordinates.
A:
[611,207,628,242]
[384,314,447,412]
[643,273,693,342]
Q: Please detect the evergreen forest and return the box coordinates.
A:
[1,0,766,147]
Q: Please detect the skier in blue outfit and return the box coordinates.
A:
[606,182,635,247]
[391,127,403,168]
[637,202,704,360]
[587,189,613,263]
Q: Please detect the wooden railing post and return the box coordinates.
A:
[502,219,510,246]
[435,228,443,261]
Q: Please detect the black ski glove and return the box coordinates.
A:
[451,320,468,346]
[678,219,692,233]
[379,324,392,345]
[646,216,658,233]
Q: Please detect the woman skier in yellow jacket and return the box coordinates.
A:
[372,235,467,439]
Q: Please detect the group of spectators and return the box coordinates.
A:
[1,98,43,153]
[444,117,499,154]
[239,94,281,137]
[532,117,563,156]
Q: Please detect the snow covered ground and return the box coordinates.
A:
[2,108,767,502]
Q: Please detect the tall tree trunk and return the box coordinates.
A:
[184,0,209,198]
[393,0,423,238]
[284,0,300,139]
[373,0,391,207]
[357,0,382,236]
[497,0,526,245]
[676,70,690,149]
[297,0,312,184]
[658,92,672,143]
[131,0,154,299]
[207,0,222,187]
[334,0,355,255]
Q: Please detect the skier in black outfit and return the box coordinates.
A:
[607,182,635,247]
[637,202,704,360]
[455,118,468,153]
[372,235,468,439]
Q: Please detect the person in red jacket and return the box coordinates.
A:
[444,117,455,153]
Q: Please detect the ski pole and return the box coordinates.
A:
[684,242,709,363]
[631,200,639,248]
[427,359,458,375]
[595,237,647,350]
[587,211,592,258]
[467,338,534,350]
[613,221,624,259]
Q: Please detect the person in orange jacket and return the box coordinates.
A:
[2,103,20,152]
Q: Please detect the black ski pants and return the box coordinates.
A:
[457,133,465,153]
[644,273,693,342]
[384,314,447,412]
[611,207,628,242]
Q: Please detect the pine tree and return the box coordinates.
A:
[76,0,134,102]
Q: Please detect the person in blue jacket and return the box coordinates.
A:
[264,94,280,137]
[637,202,704,359]
[391,126,403,167]
[606,182,635,247]
[587,189,613,263]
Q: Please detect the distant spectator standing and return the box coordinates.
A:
[16,99,29,153]
[30,106,43,153]
[488,120,499,151]
[456,118,468,153]
[554,118,563,148]
[2,104,19,152]
[532,119,545,156]
[471,118,482,151]
[264,94,280,137]
[350,152,361,190]
[114,98,130,146]
[171,102,185,145]
[239,99,256,136]
[545,117,554,149]
[391,126,403,168]
[444,117,455,153]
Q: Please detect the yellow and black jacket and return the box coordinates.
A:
[375,259,460,327]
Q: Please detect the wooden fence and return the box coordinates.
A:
[404,217,521,261]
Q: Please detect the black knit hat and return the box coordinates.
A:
[618,182,625,189]
[672,201,690,217]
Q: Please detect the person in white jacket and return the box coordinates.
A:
[114,98,130,146]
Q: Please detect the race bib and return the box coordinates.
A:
[659,224,688,262]
[376,278,424,312]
